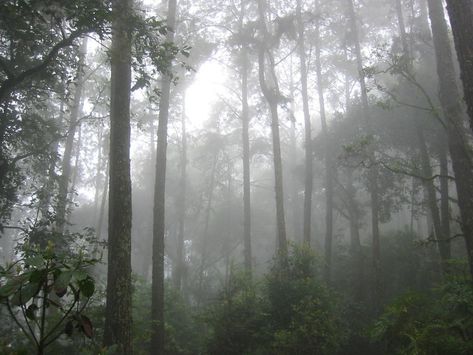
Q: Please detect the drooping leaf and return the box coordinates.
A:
[80,315,93,338]
[78,277,95,298]
[72,269,88,282]
[54,270,73,293]
[25,303,38,320]
[29,269,46,283]
[11,282,40,306]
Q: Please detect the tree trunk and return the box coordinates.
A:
[241,46,252,274]
[174,101,187,289]
[416,126,449,269]
[313,0,334,283]
[439,140,451,259]
[427,0,473,280]
[296,0,313,247]
[444,0,473,132]
[103,0,133,352]
[56,39,86,233]
[151,0,177,352]
[346,0,382,304]
[257,0,288,259]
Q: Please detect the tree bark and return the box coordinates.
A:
[416,126,449,268]
[427,0,473,280]
[346,0,382,303]
[103,0,133,353]
[173,100,187,289]
[444,0,473,132]
[56,39,86,233]
[313,0,334,283]
[151,0,177,352]
[257,0,288,259]
[439,140,451,259]
[241,46,252,274]
[296,0,313,247]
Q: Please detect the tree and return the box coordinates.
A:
[313,0,334,283]
[346,0,382,302]
[239,1,253,275]
[256,0,288,259]
[103,0,133,352]
[151,0,178,352]
[296,0,313,247]
[56,39,87,233]
[427,0,473,280]
[444,0,473,132]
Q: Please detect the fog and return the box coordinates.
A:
[1,0,473,354]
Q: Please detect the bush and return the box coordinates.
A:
[370,272,473,355]
[205,245,346,355]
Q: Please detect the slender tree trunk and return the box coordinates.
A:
[241,46,252,274]
[346,0,382,303]
[296,0,313,247]
[103,0,133,352]
[96,157,109,241]
[70,123,82,192]
[313,0,334,283]
[56,39,86,232]
[151,0,177,352]
[93,126,104,218]
[439,140,451,259]
[197,152,218,306]
[427,0,473,280]
[346,168,364,300]
[174,100,187,289]
[416,126,449,269]
[257,0,287,259]
[444,0,473,131]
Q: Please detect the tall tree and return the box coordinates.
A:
[151,0,177,352]
[56,39,87,233]
[174,100,187,289]
[103,0,133,352]
[346,0,382,301]
[427,0,473,279]
[239,0,252,274]
[296,0,313,247]
[256,0,288,258]
[395,0,450,271]
[313,0,334,282]
[444,0,473,131]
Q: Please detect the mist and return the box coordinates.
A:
[1,0,473,354]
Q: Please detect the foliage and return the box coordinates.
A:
[131,277,204,355]
[265,244,344,354]
[370,275,473,355]
[0,240,100,354]
[205,245,345,354]
[205,271,267,355]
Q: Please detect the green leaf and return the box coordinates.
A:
[73,269,88,282]
[25,304,38,320]
[11,282,40,306]
[78,277,95,298]
[25,255,45,268]
[29,269,46,283]
[0,275,27,298]
[55,270,73,290]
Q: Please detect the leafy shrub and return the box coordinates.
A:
[205,245,345,355]
[370,273,473,355]
[0,241,99,355]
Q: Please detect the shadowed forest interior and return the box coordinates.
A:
[1,0,473,354]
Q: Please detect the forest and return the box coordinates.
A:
[1,0,473,354]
